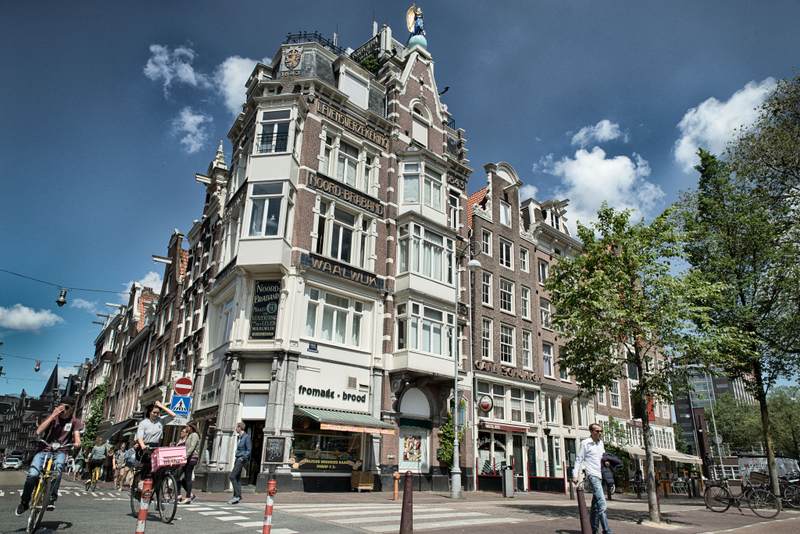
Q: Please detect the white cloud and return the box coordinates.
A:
[0,304,63,332]
[674,77,776,173]
[571,119,626,147]
[143,44,211,95]
[70,298,99,314]
[172,107,213,154]
[214,55,267,116]
[519,183,539,201]
[120,271,164,302]
[542,147,664,234]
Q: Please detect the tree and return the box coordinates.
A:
[768,386,800,460]
[673,423,690,455]
[677,140,800,496]
[82,382,107,445]
[712,393,761,453]
[546,205,742,523]
[436,411,464,469]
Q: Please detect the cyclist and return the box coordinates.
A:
[135,400,176,478]
[87,436,107,489]
[16,398,82,516]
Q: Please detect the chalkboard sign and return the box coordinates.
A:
[250,280,281,339]
[264,437,285,463]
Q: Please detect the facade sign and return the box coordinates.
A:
[250,280,281,339]
[300,253,384,291]
[308,172,384,217]
[474,360,539,383]
[447,174,467,191]
[478,395,493,413]
[317,100,390,149]
[295,359,371,413]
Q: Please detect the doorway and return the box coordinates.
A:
[512,435,524,490]
[246,421,264,485]
[547,435,555,478]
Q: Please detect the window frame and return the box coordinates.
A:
[499,278,514,314]
[539,297,552,330]
[481,229,492,257]
[257,109,292,154]
[520,247,529,272]
[542,342,554,378]
[397,223,455,285]
[314,198,374,270]
[481,271,493,307]
[499,323,515,365]
[610,379,621,408]
[538,259,549,285]
[481,318,493,360]
[499,200,512,227]
[521,330,533,369]
[396,301,455,358]
[304,286,368,349]
[246,181,292,238]
[499,238,513,270]
[521,286,531,320]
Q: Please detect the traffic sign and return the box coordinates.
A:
[174,377,193,396]
[170,395,192,417]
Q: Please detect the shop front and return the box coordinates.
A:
[476,422,529,492]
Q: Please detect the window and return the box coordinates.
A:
[577,401,589,427]
[540,298,552,329]
[524,390,537,424]
[336,141,359,188]
[423,167,442,210]
[562,398,573,426]
[448,192,460,229]
[510,388,522,422]
[340,70,369,109]
[520,248,529,272]
[559,356,569,381]
[396,302,455,357]
[538,260,549,284]
[481,318,492,359]
[402,162,420,203]
[544,395,557,423]
[397,223,455,284]
[500,324,515,364]
[492,384,505,419]
[258,110,290,153]
[500,201,512,227]
[553,438,561,468]
[248,182,284,237]
[522,330,532,369]
[499,279,514,313]
[315,200,373,269]
[597,387,607,405]
[481,272,493,306]
[305,287,367,347]
[411,105,429,148]
[481,229,492,256]
[521,286,531,319]
[610,380,621,408]
[543,342,554,377]
[499,239,513,269]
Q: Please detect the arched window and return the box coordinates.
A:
[411,104,429,148]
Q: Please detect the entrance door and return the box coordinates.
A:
[512,435,524,490]
[526,436,537,479]
[564,438,577,480]
[247,421,264,485]
[547,435,555,478]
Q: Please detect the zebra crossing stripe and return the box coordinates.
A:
[339,511,487,525]
[198,511,230,516]
[365,516,523,532]
[315,506,452,518]
[215,515,249,521]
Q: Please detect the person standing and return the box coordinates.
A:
[573,423,612,534]
[179,422,200,504]
[16,398,82,516]
[601,453,621,500]
[228,422,251,504]
[113,443,127,490]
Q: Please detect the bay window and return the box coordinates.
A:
[396,302,455,357]
[248,182,290,237]
[400,161,443,210]
[397,223,455,284]
[314,199,374,269]
[258,109,291,153]
[402,162,420,203]
[500,324,515,364]
[304,287,367,348]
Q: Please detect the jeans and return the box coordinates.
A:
[229,457,246,499]
[181,462,196,497]
[587,474,612,534]
[22,451,66,505]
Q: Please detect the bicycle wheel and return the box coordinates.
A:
[27,477,51,534]
[784,484,800,508]
[157,471,178,524]
[704,484,732,513]
[129,472,141,516]
[749,488,781,519]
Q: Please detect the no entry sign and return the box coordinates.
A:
[174,376,193,396]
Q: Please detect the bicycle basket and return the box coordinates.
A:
[748,471,770,486]
[151,446,186,472]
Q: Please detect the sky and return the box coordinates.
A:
[1,0,799,395]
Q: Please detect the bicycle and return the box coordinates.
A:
[25,440,67,534]
[704,476,781,519]
[671,477,689,496]
[779,473,800,509]
[85,461,102,491]
[128,451,179,524]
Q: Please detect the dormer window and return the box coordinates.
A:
[411,104,429,148]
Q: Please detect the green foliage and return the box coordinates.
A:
[768,386,800,459]
[673,423,690,455]
[605,416,629,446]
[82,382,107,445]
[712,393,762,452]
[358,55,381,76]
[436,411,465,468]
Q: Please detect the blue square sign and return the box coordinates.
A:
[169,395,192,417]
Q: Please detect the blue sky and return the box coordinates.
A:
[1,0,799,395]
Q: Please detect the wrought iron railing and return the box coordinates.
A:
[257,132,289,154]
[284,31,344,56]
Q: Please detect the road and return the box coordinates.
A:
[1,470,799,533]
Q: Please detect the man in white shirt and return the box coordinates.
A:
[573,423,612,534]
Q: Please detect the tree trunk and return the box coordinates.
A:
[753,360,781,497]
[636,359,660,523]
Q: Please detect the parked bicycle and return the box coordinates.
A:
[25,440,66,534]
[779,471,800,509]
[128,450,179,524]
[704,474,780,519]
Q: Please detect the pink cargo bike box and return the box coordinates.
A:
[151,446,186,471]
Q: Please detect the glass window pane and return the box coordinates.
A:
[334,309,346,343]
[253,183,283,195]
[352,314,361,346]
[263,110,291,120]
[305,302,317,336]
[340,227,352,262]
[265,198,282,235]
[249,198,265,235]
[322,307,334,340]
[404,175,419,203]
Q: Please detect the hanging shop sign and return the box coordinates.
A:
[317,100,390,149]
[478,395,493,413]
[300,253,384,291]
[250,280,281,339]
[474,360,539,383]
[308,172,384,217]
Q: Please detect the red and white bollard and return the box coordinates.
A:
[134,478,153,534]
[262,478,278,534]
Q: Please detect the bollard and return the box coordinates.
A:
[393,471,401,501]
[575,480,592,534]
[399,470,413,534]
[262,478,278,534]
[134,478,153,534]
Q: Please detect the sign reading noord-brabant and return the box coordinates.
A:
[317,100,390,150]
[250,280,281,339]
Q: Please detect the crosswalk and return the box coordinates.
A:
[271,502,524,532]
[178,502,297,533]
[0,487,126,499]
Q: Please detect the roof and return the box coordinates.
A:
[465,187,488,228]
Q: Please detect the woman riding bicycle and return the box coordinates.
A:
[135,400,176,478]
[87,436,108,489]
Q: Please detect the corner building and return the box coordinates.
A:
[201,24,473,492]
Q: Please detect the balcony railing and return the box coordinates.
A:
[257,132,289,154]
[284,31,344,56]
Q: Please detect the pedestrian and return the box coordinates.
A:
[634,468,644,499]
[601,453,621,500]
[113,442,128,490]
[573,423,612,534]
[228,422,251,504]
[179,421,200,504]
[87,436,107,490]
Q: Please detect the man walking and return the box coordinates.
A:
[573,423,612,534]
[228,422,251,504]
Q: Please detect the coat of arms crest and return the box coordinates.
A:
[283,47,302,70]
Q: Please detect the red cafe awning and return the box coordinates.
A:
[480,421,530,433]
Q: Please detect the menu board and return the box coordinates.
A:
[265,437,285,464]
[250,280,281,339]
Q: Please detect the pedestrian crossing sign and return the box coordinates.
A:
[169,395,192,416]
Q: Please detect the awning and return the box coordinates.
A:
[623,445,662,460]
[100,418,138,441]
[654,448,703,465]
[480,421,530,433]
[295,407,396,435]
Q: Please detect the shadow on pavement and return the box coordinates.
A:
[500,503,699,528]
[7,520,73,533]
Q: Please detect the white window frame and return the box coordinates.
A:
[447,191,460,230]
[397,223,455,285]
[481,229,492,256]
[396,301,455,358]
[597,386,607,406]
[521,286,531,320]
[411,104,429,148]
[257,109,292,154]
[499,200,512,227]
[304,287,368,349]
[481,271,493,306]
[542,342,554,378]
[499,238,513,270]
[524,390,537,424]
[481,318,493,360]
[540,298,552,330]
[423,166,443,211]
[610,379,621,408]
[538,259,549,285]
[314,199,374,269]
[500,323,515,365]
[522,330,533,369]
[520,247,529,272]
[246,181,292,238]
[510,387,523,422]
[499,278,514,314]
